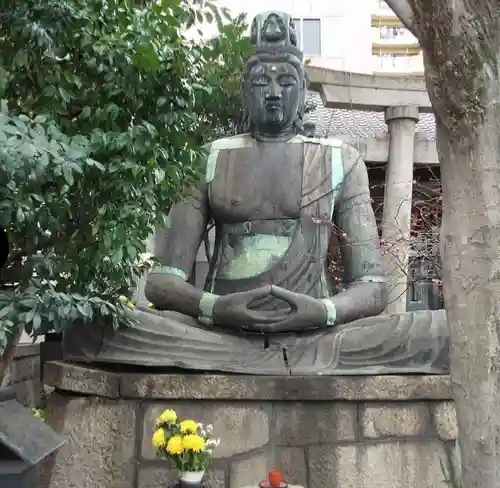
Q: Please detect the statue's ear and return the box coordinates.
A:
[294,78,307,135]
[298,78,306,115]
[304,70,311,89]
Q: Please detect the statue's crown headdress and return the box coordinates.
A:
[249,11,303,61]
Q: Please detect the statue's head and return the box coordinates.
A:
[242,11,306,140]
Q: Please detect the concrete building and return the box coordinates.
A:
[202,0,422,75]
[371,0,424,75]
[213,0,372,73]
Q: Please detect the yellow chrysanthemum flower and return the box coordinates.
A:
[157,409,178,424]
[167,435,184,455]
[118,295,128,303]
[148,302,154,308]
[152,428,166,449]
[180,419,199,434]
[182,434,205,452]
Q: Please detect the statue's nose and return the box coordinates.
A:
[265,82,282,100]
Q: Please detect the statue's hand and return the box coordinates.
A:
[244,285,327,333]
[213,285,281,329]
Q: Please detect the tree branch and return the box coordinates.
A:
[383,0,420,39]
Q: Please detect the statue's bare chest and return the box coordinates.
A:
[209,143,303,222]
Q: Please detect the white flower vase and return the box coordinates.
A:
[179,470,205,485]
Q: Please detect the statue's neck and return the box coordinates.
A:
[253,126,297,142]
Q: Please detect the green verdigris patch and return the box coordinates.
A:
[218,235,292,279]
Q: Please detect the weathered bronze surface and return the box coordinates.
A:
[63,11,449,375]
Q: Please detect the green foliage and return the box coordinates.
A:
[0,0,251,351]
[194,13,253,139]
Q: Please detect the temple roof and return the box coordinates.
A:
[306,92,436,141]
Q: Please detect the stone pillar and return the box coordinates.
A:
[381,105,419,314]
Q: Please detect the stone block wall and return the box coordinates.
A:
[40,361,457,488]
[4,343,43,407]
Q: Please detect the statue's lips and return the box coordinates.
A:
[265,103,282,111]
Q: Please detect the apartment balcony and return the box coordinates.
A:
[371,26,419,49]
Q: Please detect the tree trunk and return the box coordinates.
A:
[419,4,500,485]
[383,0,500,486]
[438,112,500,487]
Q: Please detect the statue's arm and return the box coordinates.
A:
[144,180,209,318]
[322,145,388,325]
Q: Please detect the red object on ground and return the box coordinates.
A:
[268,470,282,488]
[258,469,288,488]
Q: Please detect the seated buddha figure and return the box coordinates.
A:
[63,11,449,375]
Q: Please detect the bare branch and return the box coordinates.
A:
[383,0,420,39]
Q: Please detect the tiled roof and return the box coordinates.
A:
[306,92,436,141]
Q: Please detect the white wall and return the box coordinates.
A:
[196,1,423,75]
[201,0,373,74]
[303,1,373,74]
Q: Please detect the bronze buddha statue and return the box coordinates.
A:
[63,11,448,375]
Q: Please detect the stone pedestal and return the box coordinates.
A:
[39,361,456,488]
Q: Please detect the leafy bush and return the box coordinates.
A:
[0,0,251,353]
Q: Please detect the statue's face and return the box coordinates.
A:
[246,61,302,134]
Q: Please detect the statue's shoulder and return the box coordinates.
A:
[338,140,365,175]
[300,136,360,156]
[296,134,344,148]
[298,136,364,187]
[203,134,254,183]
[298,135,361,164]
[206,133,254,152]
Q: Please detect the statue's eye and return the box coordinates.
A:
[279,75,297,86]
[252,76,269,86]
